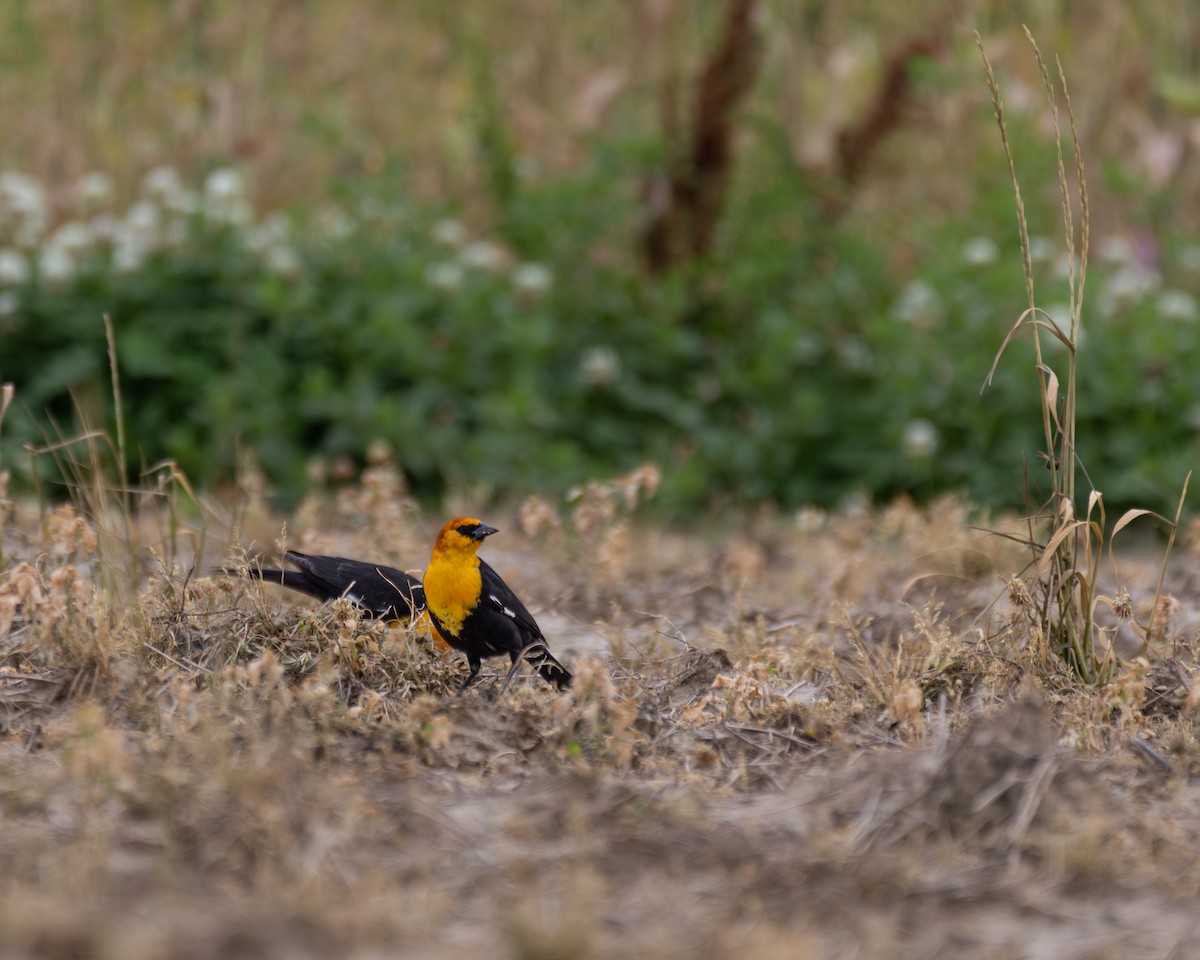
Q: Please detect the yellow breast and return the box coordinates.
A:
[423,556,482,637]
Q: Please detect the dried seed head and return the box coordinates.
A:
[1151,594,1182,637]
[518,495,561,538]
[366,438,393,465]
[1112,590,1133,621]
[1006,576,1033,609]
[890,679,924,726]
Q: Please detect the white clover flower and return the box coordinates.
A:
[1103,264,1159,310]
[206,197,252,227]
[1042,303,1073,333]
[203,168,251,225]
[75,172,112,207]
[38,244,75,286]
[580,345,620,386]
[204,167,244,203]
[431,218,468,246]
[1028,236,1056,264]
[260,210,291,242]
[0,171,46,219]
[125,200,161,238]
[1,172,47,247]
[512,262,553,296]
[903,419,939,459]
[315,205,353,241]
[961,236,999,267]
[113,236,149,273]
[1098,235,1135,265]
[459,240,506,272]
[0,248,30,286]
[1158,289,1198,323]
[50,221,94,255]
[263,244,300,277]
[143,166,183,200]
[245,211,291,253]
[425,261,464,291]
[0,290,17,316]
[163,188,200,217]
[90,213,121,244]
[891,279,943,330]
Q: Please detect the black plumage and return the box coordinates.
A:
[424,517,572,694]
[241,550,425,624]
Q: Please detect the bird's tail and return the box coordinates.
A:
[525,645,572,690]
[227,565,314,595]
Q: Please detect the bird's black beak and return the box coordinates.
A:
[472,523,499,540]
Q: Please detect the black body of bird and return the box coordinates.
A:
[424,517,572,694]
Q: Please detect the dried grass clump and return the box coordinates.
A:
[1,559,96,657]
[518,463,662,606]
[145,571,460,708]
[384,688,566,775]
[546,656,643,768]
[675,658,830,743]
[835,690,1077,852]
[978,29,1189,686]
[0,545,124,734]
[374,658,646,777]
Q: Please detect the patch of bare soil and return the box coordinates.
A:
[3,494,1200,958]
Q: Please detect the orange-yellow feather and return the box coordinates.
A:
[423,516,486,638]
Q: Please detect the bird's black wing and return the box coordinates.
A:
[478,560,571,690]
[242,551,424,621]
[478,559,544,641]
[286,552,425,619]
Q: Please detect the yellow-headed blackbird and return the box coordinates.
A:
[423,517,572,693]
[242,550,425,626]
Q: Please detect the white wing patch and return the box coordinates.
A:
[490,593,517,620]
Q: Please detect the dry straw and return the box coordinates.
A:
[976,29,1188,683]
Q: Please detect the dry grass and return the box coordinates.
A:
[977,29,1191,689]
[4,468,1200,958]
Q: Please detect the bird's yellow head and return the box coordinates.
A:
[432,516,499,558]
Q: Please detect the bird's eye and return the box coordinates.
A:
[456,524,475,537]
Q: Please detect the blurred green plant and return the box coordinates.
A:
[1,138,1198,515]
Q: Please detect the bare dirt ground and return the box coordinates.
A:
[4,474,1200,959]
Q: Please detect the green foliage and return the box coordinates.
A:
[2,150,1198,515]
